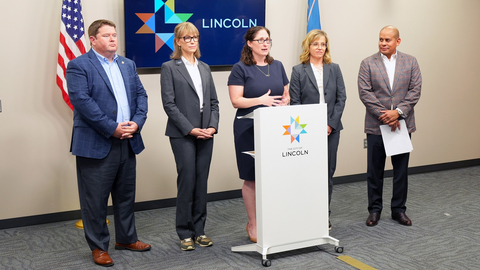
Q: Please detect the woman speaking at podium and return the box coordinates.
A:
[227,26,290,242]
[289,30,346,230]
[161,22,219,251]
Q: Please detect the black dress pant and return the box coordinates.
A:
[76,138,138,251]
[327,130,341,214]
[170,136,214,240]
[367,134,410,214]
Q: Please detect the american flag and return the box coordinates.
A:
[57,0,87,110]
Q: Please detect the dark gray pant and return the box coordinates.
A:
[170,136,214,240]
[366,134,410,214]
[76,138,138,251]
[328,130,341,214]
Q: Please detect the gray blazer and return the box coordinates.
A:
[358,51,422,135]
[161,59,219,137]
[289,62,346,131]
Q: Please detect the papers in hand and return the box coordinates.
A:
[379,119,413,157]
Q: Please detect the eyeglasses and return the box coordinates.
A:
[252,39,272,44]
[311,42,327,48]
[182,35,199,42]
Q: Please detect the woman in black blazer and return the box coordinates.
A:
[289,29,346,230]
[161,22,219,251]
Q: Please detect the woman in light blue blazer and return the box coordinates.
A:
[161,22,219,251]
[289,30,346,230]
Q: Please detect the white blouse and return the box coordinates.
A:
[311,63,325,104]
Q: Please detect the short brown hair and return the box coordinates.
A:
[88,19,116,44]
[240,26,274,66]
[300,29,332,65]
[171,22,201,60]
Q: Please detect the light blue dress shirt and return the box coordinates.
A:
[92,49,131,123]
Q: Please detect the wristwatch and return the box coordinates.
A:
[396,108,404,117]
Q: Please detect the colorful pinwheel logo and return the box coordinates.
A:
[283,116,307,143]
[135,0,193,53]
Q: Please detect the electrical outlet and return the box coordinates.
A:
[363,138,367,149]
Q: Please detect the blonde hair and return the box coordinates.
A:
[299,29,332,65]
[170,22,201,59]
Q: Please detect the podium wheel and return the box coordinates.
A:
[262,259,271,267]
[334,246,344,253]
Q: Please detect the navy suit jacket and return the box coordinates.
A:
[289,62,346,131]
[66,50,148,159]
[160,59,219,137]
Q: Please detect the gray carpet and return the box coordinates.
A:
[1,166,479,269]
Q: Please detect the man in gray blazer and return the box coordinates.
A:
[358,25,422,227]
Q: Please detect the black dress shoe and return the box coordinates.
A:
[392,212,412,226]
[366,212,381,227]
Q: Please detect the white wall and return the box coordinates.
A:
[0,0,479,221]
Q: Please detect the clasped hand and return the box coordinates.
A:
[379,110,400,132]
[189,127,216,140]
[113,121,138,139]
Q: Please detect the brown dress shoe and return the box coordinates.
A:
[392,212,412,226]
[92,249,114,267]
[115,240,151,251]
[366,212,381,227]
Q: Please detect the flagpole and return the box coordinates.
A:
[57,0,110,229]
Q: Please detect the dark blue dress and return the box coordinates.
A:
[227,60,289,180]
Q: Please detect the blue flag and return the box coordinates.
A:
[307,0,321,32]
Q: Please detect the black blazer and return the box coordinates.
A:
[289,62,346,131]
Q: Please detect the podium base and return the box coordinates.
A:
[232,236,342,263]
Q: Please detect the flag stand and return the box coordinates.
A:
[75,219,110,229]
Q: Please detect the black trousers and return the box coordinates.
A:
[327,130,341,214]
[366,134,410,214]
[76,138,138,251]
[170,136,214,240]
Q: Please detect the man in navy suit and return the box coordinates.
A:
[66,19,150,267]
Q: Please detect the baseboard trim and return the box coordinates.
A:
[1,159,478,230]
[333,158,480,184]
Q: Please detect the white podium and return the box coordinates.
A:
[231,104,342,267]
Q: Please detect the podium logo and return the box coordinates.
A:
[135,0,193,53]
[283,116,307,143]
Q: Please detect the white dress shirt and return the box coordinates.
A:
[311,63,325,104]
[181,56,204,111]
[381,51,397,91]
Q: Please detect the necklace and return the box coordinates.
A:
[255,64,270,77]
